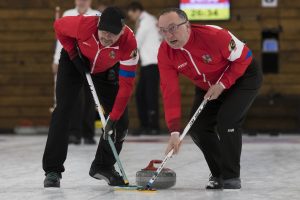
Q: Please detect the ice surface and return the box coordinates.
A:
[0,134,300,200]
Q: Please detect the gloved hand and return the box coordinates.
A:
[165,132,181,155]
[103,117,117,141]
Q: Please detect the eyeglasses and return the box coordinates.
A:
[159,21,188,35]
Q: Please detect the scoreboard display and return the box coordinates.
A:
[180,0,230,21]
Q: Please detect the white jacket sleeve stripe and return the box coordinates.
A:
[227,31,245,61]
[120,53,139,66]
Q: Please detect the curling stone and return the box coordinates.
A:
[136,160,176,189]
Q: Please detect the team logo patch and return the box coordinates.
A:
[202,54,212,64]
[109,50,116,59]
[130,49,138,59]
[228,39,236,52]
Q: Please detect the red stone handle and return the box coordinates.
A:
[143,160,163,171]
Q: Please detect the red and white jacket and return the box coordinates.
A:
[54,15,139,120]
[158,24,253,132]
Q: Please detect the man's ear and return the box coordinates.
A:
[186,21,191,29]
[186,22,191,33]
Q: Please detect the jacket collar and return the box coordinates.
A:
[182,27,195,50]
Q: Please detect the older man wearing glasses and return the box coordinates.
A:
[157,8,262,190]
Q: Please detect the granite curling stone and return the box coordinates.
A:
[136,160,176,189]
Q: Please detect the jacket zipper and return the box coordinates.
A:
[181,48,212,87]
[91,35,119,73]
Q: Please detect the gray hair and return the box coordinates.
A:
[159,8,188,21]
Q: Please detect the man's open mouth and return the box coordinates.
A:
[170,40,178,45]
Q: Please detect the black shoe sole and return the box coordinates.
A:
[223,178,241,190]
[223,186,241,190]
[90,172,111,185]
[206,186,223,190]
[44,182,60,188]
[89,171,127,186]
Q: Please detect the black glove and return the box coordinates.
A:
[104,117,117,141]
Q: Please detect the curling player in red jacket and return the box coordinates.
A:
[43,7,139,188]
[158,8,263,190]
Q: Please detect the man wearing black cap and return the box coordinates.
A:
[43,6,139,188]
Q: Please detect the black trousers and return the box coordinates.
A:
[68,83,95,139]
[189,60,263,179]
[135,64,160,130]
[43,49,128,173]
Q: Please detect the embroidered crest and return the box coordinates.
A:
[109,50,116,59]
[202,54,212,64]
[130,49,138,59]
[228,39,236,52]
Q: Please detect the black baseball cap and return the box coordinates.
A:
[98,6,125,35]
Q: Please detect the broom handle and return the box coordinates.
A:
[146,98,208,188]
[85,73,129,185]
